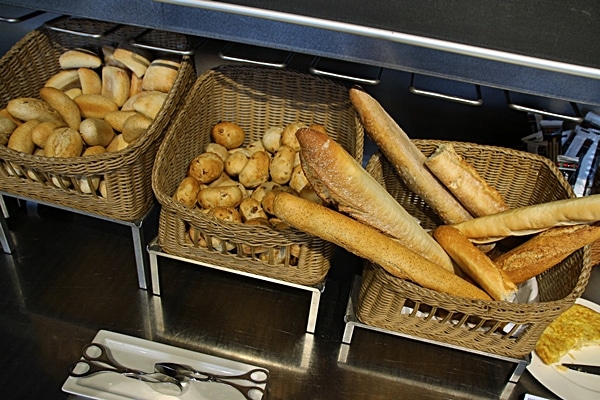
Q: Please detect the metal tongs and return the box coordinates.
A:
[68,343,184,395]
[155,361,269,400]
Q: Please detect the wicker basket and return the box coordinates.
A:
[0,17,196,221]
[152,65,364,286]
[356,141,592,359]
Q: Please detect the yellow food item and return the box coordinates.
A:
[535,303,600,364]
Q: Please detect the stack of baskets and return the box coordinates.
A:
[152,65,364,286]
[357,141,592,359]
[0,17,196,221]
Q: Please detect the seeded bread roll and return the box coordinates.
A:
[272,192,491,300]
[296,128,456,272]
[349,87,472,224]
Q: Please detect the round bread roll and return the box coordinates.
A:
[0,115,17,145]
[142,59,180,93]
[59,49,102,69]
[239,150,270,188]
[198,186,244,209]
[211,122,245,150]
[187,152,224,184]
[31,120,67,148]
[281,122,306,152]
[205,142,229,161]
[45,69,80,91]
[7,97,63,123]
[239,197,268,222]
[262,127,283,153]
[269,145,295,184]
[74,94,118,119]
[45,127,84,157]
[80,118,115,147]
[102,66,131,107]
[39,86,81,130]
[224,151,249,177]
[78,68,102,95]
[82,145,106,156]
[174,176,201,208]
[122,113,152,143]
[7,120,39,154]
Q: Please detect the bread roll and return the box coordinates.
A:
[79,118,115,147]
[349,87,472,224]
[7,120,39,154]
[433,225,517,301]
[45,69,80,91]
[104,110,139,132]
[296,128,456,272]
[7,97,63,123]
[39,86,81,130]
[78,68,102,95]
[31,120,66,148]
[112,48,150,77]
[122,113,152,143]
[132,91,167,119]
[106,134,129,152]
[45,127,83,157]
[59,49,102,69]
[452,194,600,243]
[142,59,180,93]
[102,66,131,107]
[495,224,600,284]
[74,94,118,119]
[425,142,509,217]
[129,73,143,98]
[273,192,490,300]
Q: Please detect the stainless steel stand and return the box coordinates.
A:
[147,238,325,333]
[0,192,157,290]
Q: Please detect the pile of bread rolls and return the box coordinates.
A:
[173,121,328,265]
[268,87,600,301]
[1,46,180,196]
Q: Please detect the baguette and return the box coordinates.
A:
[272,192,491,300]
[425,142,509,217]
[452,194,600,243]
[349,87,472,224]
[433,225,517,301]
[495,224,600,284]
[296,128,455,272]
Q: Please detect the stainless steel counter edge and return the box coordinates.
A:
[1,0,600,106]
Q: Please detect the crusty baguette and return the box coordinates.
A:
[272,192,491,300]
[452,194,600,243]
[433,225,517,301]
[425,142,509,217]
[495,224,600,284]
[296,128,455,272]
[349,87,472,224]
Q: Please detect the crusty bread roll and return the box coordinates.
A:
[79,118,115,147]
[425,142,509,217]
[494,224,600,284]
[102,66,131,107]
[296,128,456,272]
[7,120,39,154]
[452,194,600,243]
[104,110,138,132]
[78,68,102,95]
[349,87,472,224]
[45,69,80,91]
[31,120,66,148]
[74,94,118,119]
[7,97,63,123]
[59,48,102,69]
[132,91,167,119]
[142,59,180,93]
[433,225,517,301]
[272,192,490,300]
[112,47,150,77]
[44,127,83,157]
[122,113,152,143]
[39,86,81,131]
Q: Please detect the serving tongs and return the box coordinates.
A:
[155,362,269,400]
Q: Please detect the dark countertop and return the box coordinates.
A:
[0,197,597,399]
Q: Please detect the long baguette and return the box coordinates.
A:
[296,128,455,272]
[433,225,517,301]
[452,194,600,243]
[425,142,509,217]
[349,87,472,224]
[272,192,491,300]
[494,224,600,284]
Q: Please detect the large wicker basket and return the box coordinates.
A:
[0,17,196,221]
[152,65,364,286]
[357,141,592,359]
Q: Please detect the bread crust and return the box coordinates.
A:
[272,192,490,300]
[296,128,456,272]
[425,143,509,217]
[349,88,472,224]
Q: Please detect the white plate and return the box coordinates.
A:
[62,330,268,400]
[527,298,600,400]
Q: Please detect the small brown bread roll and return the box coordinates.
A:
[78,68,102,95]
[224,151,249,177]
[132,91,167,119]
[174,176,201,208]
[59,49,102,69]
[261,127,283,153]
[45,69,81,91]
[187,152,224,184]
[142,59,180,93]
[198,185,244,209]
[208,206,242,223]
[239,150,270,189]
[74,94,118,119]
[7,97,63,123]
[281,122,306,151]
[7,120,39,154]
[104,110,139,132]
[82,145,106,156]
[112,47,151,77]
[425,143,509,217]
[39,86,81,130]
[250,181,281,203]
[122,113,152,143]
[106,134,129,152]
[31,120,66,148]
[45,127,84,157]
[246,140,265,154]
[102,66,131,107]
[289,164,309,193]
[433,225,517,301]
[0,115,17,136]
[205,143,229,162]
[79,118,115,147]
[269,145,295,184]
[239,197,268,222]
[211,121,245,150]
